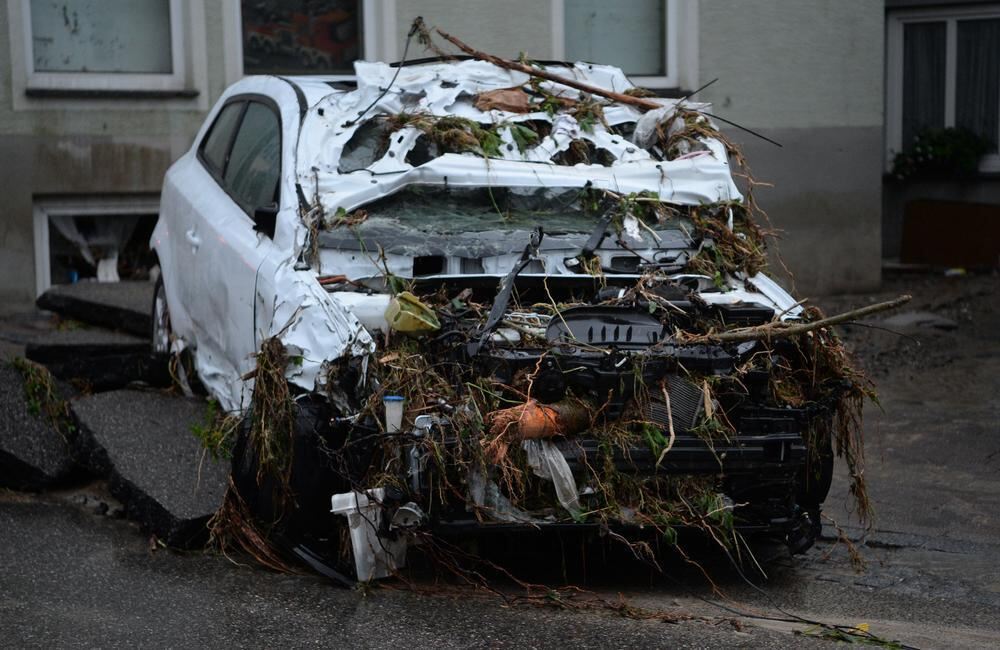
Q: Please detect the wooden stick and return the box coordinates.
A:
[655,382,676,468]
[434,28,663,112]
[684,295,912,344]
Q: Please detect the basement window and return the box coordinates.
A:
[32,198,160,296]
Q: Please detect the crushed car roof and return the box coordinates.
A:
[287,60,743,218]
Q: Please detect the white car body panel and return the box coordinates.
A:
[153,76,374,412]
[294,61,742,221]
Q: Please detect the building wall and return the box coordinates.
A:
[392,1,557,61]
[697,0,885,295]
[0,0,226,309]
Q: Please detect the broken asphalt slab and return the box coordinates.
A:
[23,327,171,392]
[71,389,229,548]
[36,281,153,337]
[24,327,149,360]
[0,362,77,490]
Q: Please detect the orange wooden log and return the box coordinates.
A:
[474,87,533,113]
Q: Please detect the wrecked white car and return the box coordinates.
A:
[152,57,869,582]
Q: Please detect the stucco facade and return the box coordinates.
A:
[0,0,884,309]
[0,0,224,309]
[697,0,884,293]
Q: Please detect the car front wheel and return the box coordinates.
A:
[151,275,172,354]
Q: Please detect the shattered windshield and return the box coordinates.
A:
[317,185,697,258]
[351,186,613,234]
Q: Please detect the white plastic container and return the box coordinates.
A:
[327,292,392,334]
[383,395,404,434]
[329,488,407,581]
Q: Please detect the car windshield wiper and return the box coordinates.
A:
[562,213,611,273]
[569,212,657,271]
[468,227,543,356]
[581,214,612,259]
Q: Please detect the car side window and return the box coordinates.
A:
[223,101,281,216]
[200,102,245,175]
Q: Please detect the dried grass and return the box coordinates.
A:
[11,357,74,440]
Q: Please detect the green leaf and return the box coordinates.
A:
[478,129,502,158]
[509,124,539,153]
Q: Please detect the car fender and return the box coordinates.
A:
[264,261,376,404]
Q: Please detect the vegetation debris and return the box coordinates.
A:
[11,357,75,440]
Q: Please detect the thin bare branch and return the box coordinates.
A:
[434,28,662,111]
[684,295,912,344]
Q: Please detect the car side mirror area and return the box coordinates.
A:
[253,203,279,239]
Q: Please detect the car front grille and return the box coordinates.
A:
[645,375,704,432]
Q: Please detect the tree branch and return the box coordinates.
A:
[434,28,663,112]
[682,295,913,344]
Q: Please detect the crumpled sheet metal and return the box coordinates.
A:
[192,260,375,414]
[159,62,773,416]
[267,264,375,405]
[673,272,805,321]
[295,60,742,223]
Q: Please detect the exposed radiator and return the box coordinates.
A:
[645,375,704,432]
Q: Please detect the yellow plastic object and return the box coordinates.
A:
[384,291,441,334]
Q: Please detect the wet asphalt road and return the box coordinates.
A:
[1,490,838,649]
[2,273,999,648]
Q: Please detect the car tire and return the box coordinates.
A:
[798,427,835,509]
[151,275,172,354]
[230,398,357,580]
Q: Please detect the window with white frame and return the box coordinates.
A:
[241,0,365,75]
[554,0,679,88]
[32,197,161,296]
[223,0,395,84]
[887,7,1000,172]
[20,0,188,94]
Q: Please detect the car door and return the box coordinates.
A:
[155,99,246,351]
[193,97,287,406]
